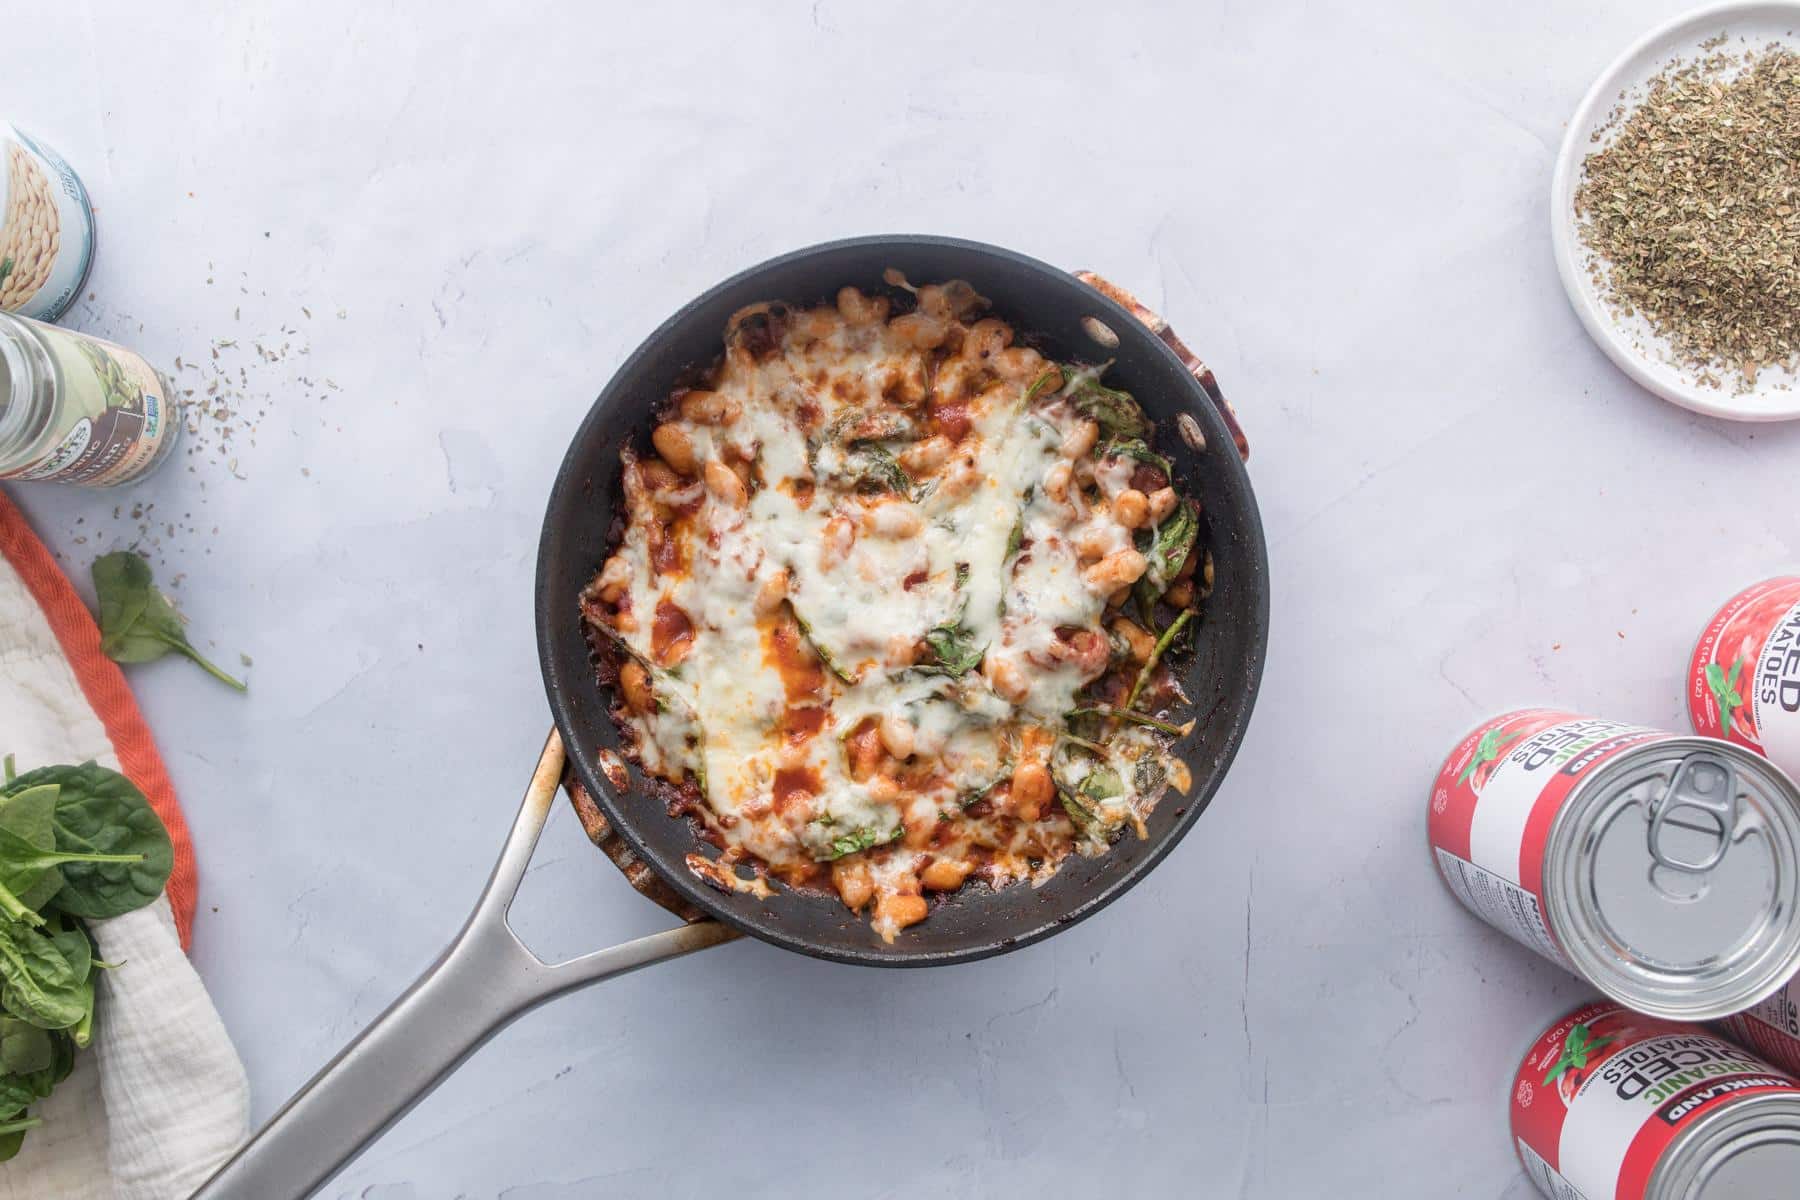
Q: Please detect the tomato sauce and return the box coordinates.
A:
[933,402,971,442]
[761,615,823,698]
[771,766,820,816]
[650,600,694,665]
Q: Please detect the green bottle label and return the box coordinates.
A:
[2,326,174,486]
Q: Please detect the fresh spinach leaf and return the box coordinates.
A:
[0,1112,39,1161]
[0,1019,51,1075]
[0,823,145,912]
[0,920,85,1029]
[46,1031,72,1087]
[0,1074,34,1120]
[92,551,246,692]
[17,1055,52,1099]
[71,978,94,1049]
[44,918,90,987]
[3,763,172,921]
[0,760,170,1153]
[0,787,67,919]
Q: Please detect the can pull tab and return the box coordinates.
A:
[1648,751,1740,876]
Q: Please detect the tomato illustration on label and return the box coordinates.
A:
[1457,726,1519,793]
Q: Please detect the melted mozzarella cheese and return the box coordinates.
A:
[591,287,1192,939]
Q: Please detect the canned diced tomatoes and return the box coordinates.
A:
[1513,1002,1800,1199]
[1688,576,1800,784]
[1430,709,1800,1019]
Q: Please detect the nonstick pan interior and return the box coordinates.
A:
[536,235,1269,966]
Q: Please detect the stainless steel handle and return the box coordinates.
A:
[190,731,739,1200]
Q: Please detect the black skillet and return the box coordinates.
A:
[192,235,1269,1198]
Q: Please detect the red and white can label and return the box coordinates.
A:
[1428,710,1671,967]
[1513,1002,1800,1200]
[1689,577,1800,785]
[1716,980,1800,1079]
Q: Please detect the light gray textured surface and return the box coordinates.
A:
[6,2,1800,1196]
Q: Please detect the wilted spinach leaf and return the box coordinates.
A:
[1078,766,1124,803]
[1102,438,1173,479]
[791,606,853,685]
[823,824,902,861]
[1068,376,1148,439]
[1133,498,1201,624]
[917,563,986,677]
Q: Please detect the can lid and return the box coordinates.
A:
[1653,1094,1800,1199]
[1547,739,1800,1020]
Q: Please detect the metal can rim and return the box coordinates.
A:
[1648,1091,1800,1199]
[1544,737,1800,1021]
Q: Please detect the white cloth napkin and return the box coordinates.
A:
[0,537,248,1199]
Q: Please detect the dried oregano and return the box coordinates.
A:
[1575,41,1800,387]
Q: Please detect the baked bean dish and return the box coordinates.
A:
[582,276,1209,941]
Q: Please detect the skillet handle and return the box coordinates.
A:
[1074,270,1249,461]
[189,731,738,1200]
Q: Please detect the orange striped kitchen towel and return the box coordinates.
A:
[0,490,247,1199]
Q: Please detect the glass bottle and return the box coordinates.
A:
[0,311,179,486]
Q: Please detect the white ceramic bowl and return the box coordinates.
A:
[1551,1,1800,421]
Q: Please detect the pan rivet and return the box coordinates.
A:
[1080,316,1120,348]
[1177,412,1207,453]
